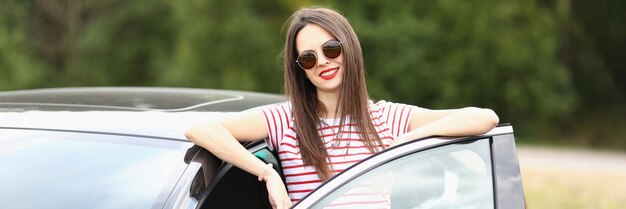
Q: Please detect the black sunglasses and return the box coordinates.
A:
[296,40,342,70]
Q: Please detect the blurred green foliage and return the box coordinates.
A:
[0,0,624,148]
[338,0,576,127]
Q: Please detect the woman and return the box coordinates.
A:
[185,6,499,209]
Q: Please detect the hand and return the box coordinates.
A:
[389,134,409,147]
[264,169,292,209]
[390,128,430,147]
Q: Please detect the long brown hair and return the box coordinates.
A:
[282,7,383,181]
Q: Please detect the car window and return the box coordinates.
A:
[196,146,278,209]
[0,129,193,209]
[309,139,493,209]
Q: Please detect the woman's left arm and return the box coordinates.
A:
[391,107,499,147]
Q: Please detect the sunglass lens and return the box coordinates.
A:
[297,51,316,69]
[323,40,342,59]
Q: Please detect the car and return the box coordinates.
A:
[0,87,525,209]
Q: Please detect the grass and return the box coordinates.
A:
[508,104,626,208]
[521,159,626,209]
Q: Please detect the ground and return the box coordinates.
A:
[518,146,626,209]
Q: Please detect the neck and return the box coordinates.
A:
[317,89,340,119]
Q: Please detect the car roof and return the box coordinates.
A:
[0,111,227,141]
[0,87,286,140]
[0,87,285,112]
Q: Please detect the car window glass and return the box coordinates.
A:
[310,139,493,209]
[0,129,192,209]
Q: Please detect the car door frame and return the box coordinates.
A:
[292,125,525,209]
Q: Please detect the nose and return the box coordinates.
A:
[316,51,329,67]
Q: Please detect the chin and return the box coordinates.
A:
[317,84,341,93]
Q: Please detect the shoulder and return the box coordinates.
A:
[260,101,293,124]
[371,100,416,110]
[260,101,292,113]
[370,99,418,121]
[371,100,388,109]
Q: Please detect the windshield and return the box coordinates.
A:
[0,129,193,209]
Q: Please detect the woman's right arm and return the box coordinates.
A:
[184,110,293,209]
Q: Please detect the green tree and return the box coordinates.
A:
[66,0,176,86]
[0,1,47,90]
[160,0,290,93]
[3,0,623,148]
[335,0,576,130]
[0,0,176,88]
[563,0,625,106]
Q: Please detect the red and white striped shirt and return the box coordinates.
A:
[261,100,416,206]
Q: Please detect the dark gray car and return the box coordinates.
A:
[0,87,525,209]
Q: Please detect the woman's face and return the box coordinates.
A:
[295,24,344,94]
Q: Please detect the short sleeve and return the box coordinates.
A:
[260,102,292,151]
[374,100,417,137]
